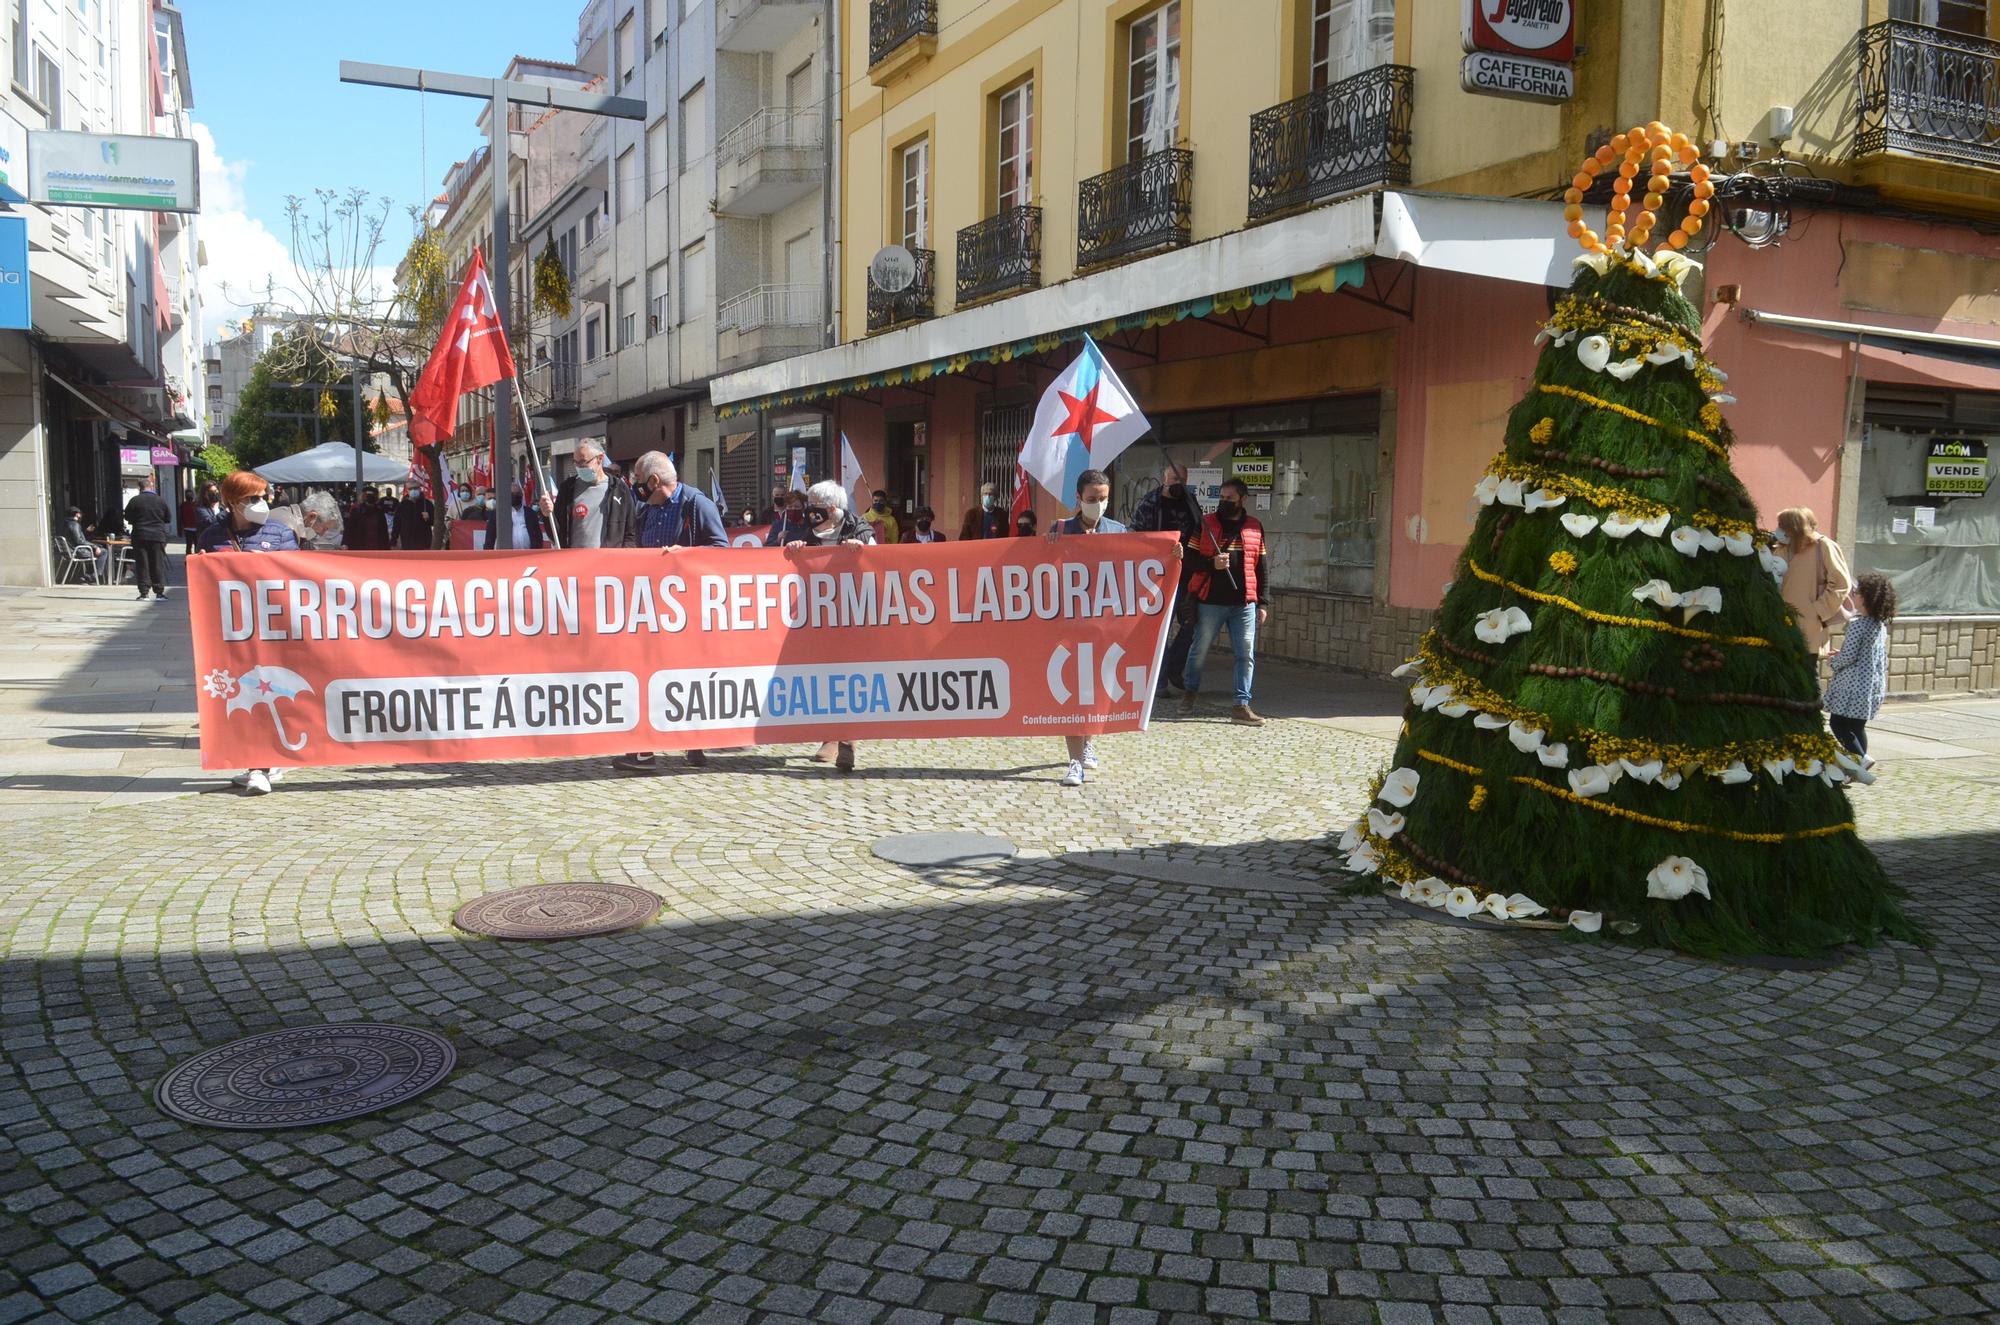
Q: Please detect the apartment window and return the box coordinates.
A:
[583,207,598,244]
[616,14,637,87]
[994,79,1033,211]
[646,116,668,195]
[897,137,930,248]
[32,45,60,126]
[554,328,580,370]
[681,0,702,17]
[585,314,602,361]
[679,239,708,323]
[1310,0,1395,89]
[679,81,707,172]
[617,146,640,216]
[1890,0,1989,33]
[12,0,26,85]
[557,226,578,276]
[647,260,670,335]
[617,280,637,347]
[1126,2,1181,161]
[785,58,814,110]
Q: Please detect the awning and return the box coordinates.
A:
[1373,191,1572,288]
[711,193,1378,418]
[1742,309,2000,371]
[43,370,177,445]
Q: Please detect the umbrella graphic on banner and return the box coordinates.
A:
[223,666,316,751]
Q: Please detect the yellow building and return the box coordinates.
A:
[712,0,2000,690]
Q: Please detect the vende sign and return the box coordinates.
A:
[1463,0,1577,62]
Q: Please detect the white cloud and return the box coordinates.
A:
[192,122,296,335]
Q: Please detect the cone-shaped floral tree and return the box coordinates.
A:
[1340,123,1924,958]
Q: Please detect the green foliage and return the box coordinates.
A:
[1369,260,1922,958]
[196,442,238,478]
[227,331,374,468]
[532,235,573,321]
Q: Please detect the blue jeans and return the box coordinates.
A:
[1183,603,1257,705]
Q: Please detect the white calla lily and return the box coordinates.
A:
[1697,529,1725,553]
[1379,767,1422,808]
[1344,842,1382,874]
[1646,855,1711,902]
[1646,343,1684,365]
[1568,910,1603,933]
[1537,742,1569,768]
[1678,586,1723,621]
[1339,824,1365,852]
[1366,807,1405,839]
[1437,701,1474,718]
[1481,892,1513,919]
[1655,251,1701,283]
[1620,758,1664,784]
[1507,721,1546,753]
[1722,530,1755,556]
[1473,474,1503,506]
[1605,357,1645,382]
[1576,335,1612,372]
[1758,545,1789,581]
[1521,487,1567,513]
[1444,887,1482,918]
[1601,511,1644,539]
[1495,477,1526,507]
[1421,684,1455,711]
[1391,658,1422,679]
[1717,761,1753,784]
[1637,512,1672,537]
[1626,248,1659,279]
[1669,526,1706,557]
[1560,512,1599,538]
[1657,770,1683,790]
[1709,391,1737,406]
[1567,765,1616,798]
[1573,251,1611,276]
[1472,712,1511,730]
[1821,763,1850,786]
[1407,877,1448,906]
[1763,757,1795,783]
[1472,606,1534,644]
[1632,579,1680,609]
[1502,893,1549,919]
[1409,683,1437,707]
[1797,759,1823,778]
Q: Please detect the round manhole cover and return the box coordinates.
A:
[872,832,1018,868]
[452,882,663,939]
[154,1023,455,1131]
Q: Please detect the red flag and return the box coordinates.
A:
[1009,462,1033,532]
[408,249,517,441]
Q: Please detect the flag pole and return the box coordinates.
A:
[511,383,563,550]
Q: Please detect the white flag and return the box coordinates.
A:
[840,432,865,498]
[1017,336,1150,501]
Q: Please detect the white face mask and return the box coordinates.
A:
[240,500,271,526]
[1079,500,1107,522]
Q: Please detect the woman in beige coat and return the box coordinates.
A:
[1775,507,1853,656]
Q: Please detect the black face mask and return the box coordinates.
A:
[1217,499,1242,519]
[873,501,889,512]
[805,507,834,525]
[1165,484,1187,501]
[917,520,931,531]
[511,495,524,509]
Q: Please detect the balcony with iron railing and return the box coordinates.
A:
[1077,148,1193,271]
[718,0,817,53]
[955,206,1040,307]
[1247,64,1413,222]
[866,246,934,333]
[717,283,824,371]
[716,107,826,214]
[869,0,936,81]
[521,358,582,413]
[1857,20,2000,172]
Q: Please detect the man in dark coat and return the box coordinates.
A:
[122,478,173,600]
[394,483,435,550]
[343,486,392,550]
[538,440,636,549]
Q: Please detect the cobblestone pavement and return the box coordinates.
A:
[2,589,1999,1324]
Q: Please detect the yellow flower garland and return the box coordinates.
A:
[1412,635,1844,772]
[1536,384,1728,460]
[1463,556,1773,647]
[1412,747,1857,844]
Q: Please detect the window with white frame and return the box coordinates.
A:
[616,14,637,87]
[995,79,1033,211]
[646,117,668,195]
[557,226,577,275]
[679,81,707,173]
[1310,0,1395,89]
[616,146,640,216]
[647,261,670,335]
[1125,2,1181,162]
[679,239,708,323]
[616,280,637,348]
[897,137,929,248]
[585,314,602,361]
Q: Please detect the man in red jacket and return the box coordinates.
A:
[1179,477,1268,726]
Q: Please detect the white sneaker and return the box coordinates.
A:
[1081,739,1099,771]
[242,770,272,796]
[1061,760,1085,787]
[230,768,285,788]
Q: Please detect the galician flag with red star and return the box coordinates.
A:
[1017,335,1150,501]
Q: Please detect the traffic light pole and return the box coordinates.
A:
[337,61,646,548]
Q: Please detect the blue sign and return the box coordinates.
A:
[0,216,27,330]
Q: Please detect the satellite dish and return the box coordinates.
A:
[870,245,916,293]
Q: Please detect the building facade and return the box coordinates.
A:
[0,0,207,586]
[707,0,2000,694]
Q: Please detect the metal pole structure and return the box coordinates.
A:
[490,79,515,549]
[335,61,646,547]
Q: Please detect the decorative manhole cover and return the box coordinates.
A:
[154,1023,455,1130]
[872,832,1018,868]
[452,882,663,939]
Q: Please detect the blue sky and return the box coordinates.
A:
[185,0,577,329]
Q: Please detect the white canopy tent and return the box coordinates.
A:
[252,442,407,485]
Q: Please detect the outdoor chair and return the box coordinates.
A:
[54,537,101,585]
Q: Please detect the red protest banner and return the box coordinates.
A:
[187,535,1177,770]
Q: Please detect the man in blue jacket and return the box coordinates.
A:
[615,450,729,774]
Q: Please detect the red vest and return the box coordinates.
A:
[1187,513,1262,603]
